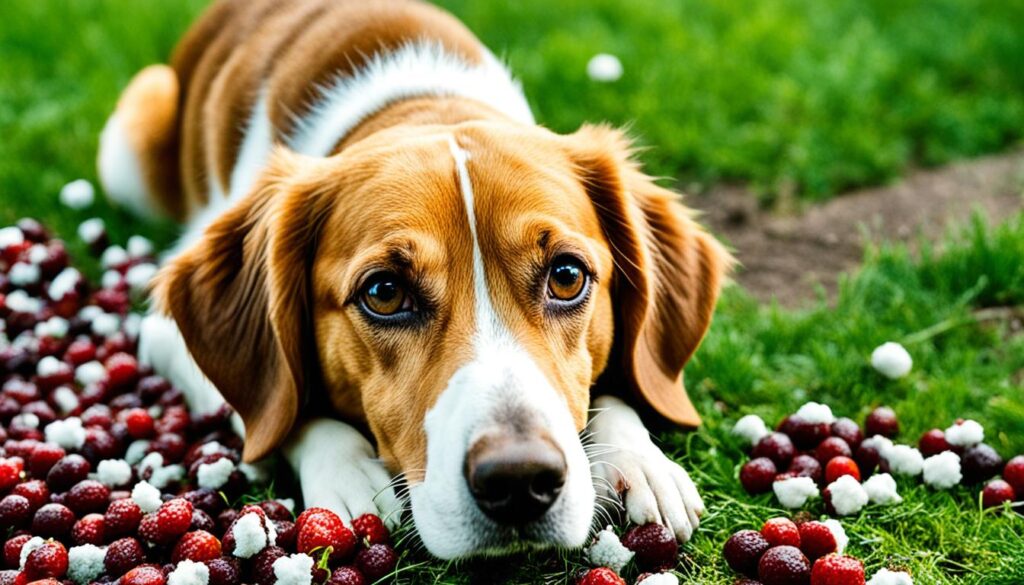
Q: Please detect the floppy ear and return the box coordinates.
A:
[568,125,733,427]
[152,150,333,462]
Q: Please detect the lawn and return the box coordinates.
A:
[1,0,1023,583]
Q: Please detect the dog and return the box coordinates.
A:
[97,0,731,559]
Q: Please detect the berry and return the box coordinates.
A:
[155,498,194,541]
[172,530,222,563]
[780,416,831,450]
[104,353,139,390]
[257,500,292,522]
[250,546,286,585]
[961,444,1003,485]
[918,429,951,457]
[122,408,155,439]
[3,535,31,569]
[824,457,861,483]
[273,520,296,550]
[787,455,822,483]
[724,530,771,577]
[27,444,65,478]
[810,554,865,585]
[11,480,49,510]
[352,513,389,545]
[329,566,366,585]
[1004,455,1024,495]
[758,545,811,585]
[577,567,626,585]
[830,418,863,451]
[45,454,90,492]
[741,458,778,495]
[191,509,217,533]
[205,556,242,585]
[355,543,398,581]
[0,459,23,491]
[815,437,853,466]
[296,508,356,562]
[121,564,167,585]
[982,480,1016,508]
[104,537,146,577]
[0,495,31,527]
[104,497,143,537]
[864,407,899,438]
[71,513,106,545]
[621,523,678,571]
[761,518,801,548]
[23,541,68,580]
[854,443,882,477]
[66,479,111,514]
[797,521,837,561]
[752,433,796,468]
[31,503,75,538]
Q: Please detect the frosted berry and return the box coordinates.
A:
[758,545,811,585]
[810,554,865,585]
[752,433,796,468]
[724,530,771,577]
[621,523,678,571]
[798,521,837,561]
[761,518,801,548]
[864,407,899,438]
[961,444,1003,485]
[741,458,778,495]
[982,480,1016,508]
[918,429,951,457]
[355,543,398,581]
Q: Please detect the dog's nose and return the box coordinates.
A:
[464,431,567,525]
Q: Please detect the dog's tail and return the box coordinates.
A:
[97,65,186,221]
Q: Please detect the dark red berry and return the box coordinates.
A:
[104,353,139,391]
[1005,455,1024,496]
[815,437,853,467]
[205,556,242,585]
[66,479,110,514]
[758,545,811,585]
[982,480,1016,508]
[352,513,389,546]
[355,544,398,582]
[741,457,778,495]
[787,455,822,483]
[854,443,882,477]
[798,521,837,561]
[104,497,143,537]
[761,518,801,548]
[104,537,145,577]
[23,541,68,580]
[0,495,31,527]
[3,535,31,569]
[27,443,65,478]
[329,566,366,585]
[961,444,1003,485]
[31,503,75,537]
[752,433,796,468]
[45,454,90,492]
[918,429,951,457]
[781,416,831,450]
[864,407,899,438]
[122,408,155,439]
[250,546,286,585]
[121,564,166,585]
[724,530,771,577]
[829,418,863,451]
[72,513,106,545]
[620,523,678,571]
[11,480,49,510]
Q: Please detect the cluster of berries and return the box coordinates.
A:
[577,524,680,585]
[723,516,911,585]
[733,403,1024,516]
[0,217,397,585]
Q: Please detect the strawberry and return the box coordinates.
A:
[329,566,366,585]
[576,567,626,585]
[798,521,837,561]
[250,546,286,585]
[156,498,194,540]
[173,530,222,563]
[66,479,111,514]
[27,444,64,479]
[741,458,778,494]
[71,513,105,545]
[811,554,865,585]
[761,518,801,548]
[23,541,68,580]
[104,497,143,537]
[824,457,861,483]
[621,523,678,571]
[104,353,139,390]
[355,543,398,582]
[45,454,90,492]
[11,480,49,510]
[30,504,75,538]
[724,530,771,577]
[122,408,155,439]
[0,496,32,528]
[104,537,146,577]
[0,458,24,491]
[205,556,242,585]
[121,564,167,585]
[352,514,389,546]
[296,508,356,562]
[3,535,31,569]
[758,545,811,585]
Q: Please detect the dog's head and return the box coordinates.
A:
[153,122,730,558]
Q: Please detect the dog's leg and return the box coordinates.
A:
[588,395,705,542]
[283,418,403,529]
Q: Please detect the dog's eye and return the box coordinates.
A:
[547,256,588,302]
[361,274,415,317]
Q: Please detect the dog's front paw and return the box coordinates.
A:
[283,418,404,529]
[589,396,704,543]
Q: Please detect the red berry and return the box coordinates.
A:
[257,500,292,522]
[577,567,626,585]
[296,508,357,562]
[273,519,296,550]
[155,498,194,540]
[753,433,796,468]
[45,454,90,492]
[66,479,111,514]
[854,443,882,478]
[31,503,75,538]
[741,458,778,495]
[27,444,64,479]
[780,416,831,450]
[758,545,811,585]
[352,513,389,545]
[1005,455,1024,496]
[723,530,771,577]
[329,566,366,585]
[63,338,96,366]
[918,429,951,457]
[620,523,678,571]
[961,444,1003,485]
[11,480,49,510]
[982,479,1016,508]
[173,530,222,563]
[71,513,106,545]
[104,352,139,390]
[205,556,242,585]
[0,495,31,527]
[104,537,145,577]
[104,497,143,537]
[864,407,899,438]
[0,458,23,491]
[824,457,861,483]
[3,535,31,569]
[787,455,822,483]
[761,518,801,548]
[121,564,167,585]
[811,554,865,585]
[250,546,286,585]
[798,521,837,561]
[355,543,398,582]
[122,408,155,439]
[830,418,863,451]
[23,541,68,580]
[815,437,853,466]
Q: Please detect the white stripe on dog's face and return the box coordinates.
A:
[407,137,595,559]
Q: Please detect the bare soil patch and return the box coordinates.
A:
[694,151,1024,306]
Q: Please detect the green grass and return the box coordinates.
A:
[2,1,1023,583]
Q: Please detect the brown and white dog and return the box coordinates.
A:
[97,0,731,559]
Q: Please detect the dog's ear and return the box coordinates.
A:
[152,150,332,462]
[567,125,733,427]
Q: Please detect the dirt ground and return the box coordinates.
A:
[693,150,1024,306]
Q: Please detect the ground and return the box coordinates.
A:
[2,0,1023,583]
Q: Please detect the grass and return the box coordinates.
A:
[1,0,1023,583]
